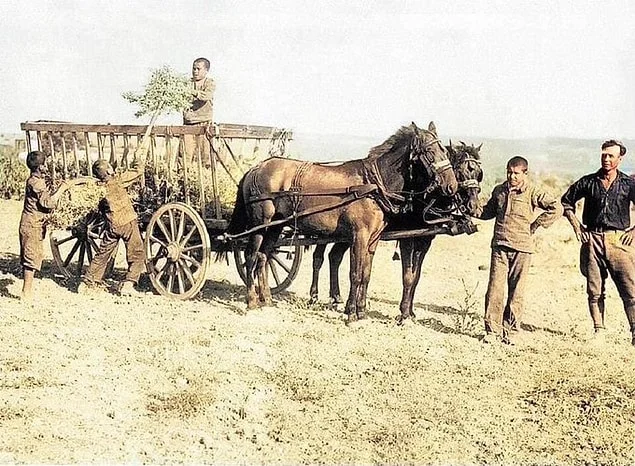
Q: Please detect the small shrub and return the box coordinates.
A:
[453,278,481,334]
[0,148,28,199]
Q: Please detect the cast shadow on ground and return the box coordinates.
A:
[0,253,73,289]
[374,296,566,337]
[0,278,19,299]
[197,280,251,315]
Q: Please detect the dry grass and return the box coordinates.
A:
[1,195,635,464]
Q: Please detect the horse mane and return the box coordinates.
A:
[366,125,417,161]
[449,142,482,165]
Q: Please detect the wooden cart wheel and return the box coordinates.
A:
[233,243,303,294]
[144,202,211,300]
[49,211,115,279]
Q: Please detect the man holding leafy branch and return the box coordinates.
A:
[183,57,215,165]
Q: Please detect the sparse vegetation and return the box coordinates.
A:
[0,147,28,199]
[453,278,481,334]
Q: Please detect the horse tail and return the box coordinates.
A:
[214,173,249,261]
[227,174,248,235]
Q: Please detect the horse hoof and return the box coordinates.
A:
[308,296,318,305]
[347,316,369,328]
[331,295,344,305]
[396,315,413,326]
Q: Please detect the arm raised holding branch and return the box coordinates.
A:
[122,65,194,164]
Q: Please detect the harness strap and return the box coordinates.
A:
[246,184,377,204]
[225,184,379,241]
[460,179,480,189]
[362,159,403,214]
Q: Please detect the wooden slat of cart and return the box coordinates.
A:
[20,122,292,140]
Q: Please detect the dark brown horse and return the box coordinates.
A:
[226,122,459,322]
[309,142,483,323]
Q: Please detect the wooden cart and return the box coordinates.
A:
[21,120,301,299]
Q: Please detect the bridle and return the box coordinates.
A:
[410,135,454,195]
[418,149,482,222]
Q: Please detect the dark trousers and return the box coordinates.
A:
[484,246,532,336]
[85,220,145,284]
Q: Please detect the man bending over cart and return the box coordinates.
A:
[77,160,145,296]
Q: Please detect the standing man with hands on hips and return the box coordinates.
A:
[561,139,635,345]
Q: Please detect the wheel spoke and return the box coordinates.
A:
[156,261,170,283]
[86,241,94,263]
[178,258,196,286]
[53,234,77,247]
[149,234,168,249]
[151,248,168,264]
[76,243,86,276]
[167,264,175,293]
[169,209,176,242]
[268,260,282,286]
[179,226,196,247]
[177,210,185,242]
[270,253,292,274]
[182,244,203,253]
[175,263,185,294]
[181,253,202,269]
[156,217,172,242]
[88,237,99,253]
[63,240,82,268]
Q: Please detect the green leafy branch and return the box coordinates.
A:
[122,65,193,119]
[122,65,194,163]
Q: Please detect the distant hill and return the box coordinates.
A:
[288,132,635,183]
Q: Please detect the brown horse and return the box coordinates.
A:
[309,142,483,323]
[226,122,459,322]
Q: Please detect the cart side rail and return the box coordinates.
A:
[20,121,293,220]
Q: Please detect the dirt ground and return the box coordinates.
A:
[1,198,635,465]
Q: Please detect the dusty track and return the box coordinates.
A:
[1,199,634,464]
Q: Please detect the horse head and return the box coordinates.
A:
[447,141,483,217]
[409,122,459,197]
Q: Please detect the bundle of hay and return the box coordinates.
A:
[47,178,106,230]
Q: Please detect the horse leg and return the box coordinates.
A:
[345,227,382,323]
[245,233,264,309]
[309,244,327,304]
[328,242,348,305]
[398,237,433,324]
[355,231,383,320]
[258,226,283,306]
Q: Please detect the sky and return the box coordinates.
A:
[1,0,634,140]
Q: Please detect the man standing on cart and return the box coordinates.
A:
[183,57,215,166]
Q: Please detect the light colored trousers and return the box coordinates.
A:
[484,246,532,336]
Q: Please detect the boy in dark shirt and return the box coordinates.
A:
[78,160,145,295]
[19,151,71,301]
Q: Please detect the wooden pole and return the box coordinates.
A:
[47,132,56,181]
[60,133,68,179]
[97,132,103,160]
[72,132,80,175]
[109,133,117,166]
[83,132,91,175]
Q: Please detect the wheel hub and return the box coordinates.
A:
[166,242,181,262]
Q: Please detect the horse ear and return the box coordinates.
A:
[476,143,483,152]
[459,140,466,147]
[428,121,437,133]
[449,138,453,148]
